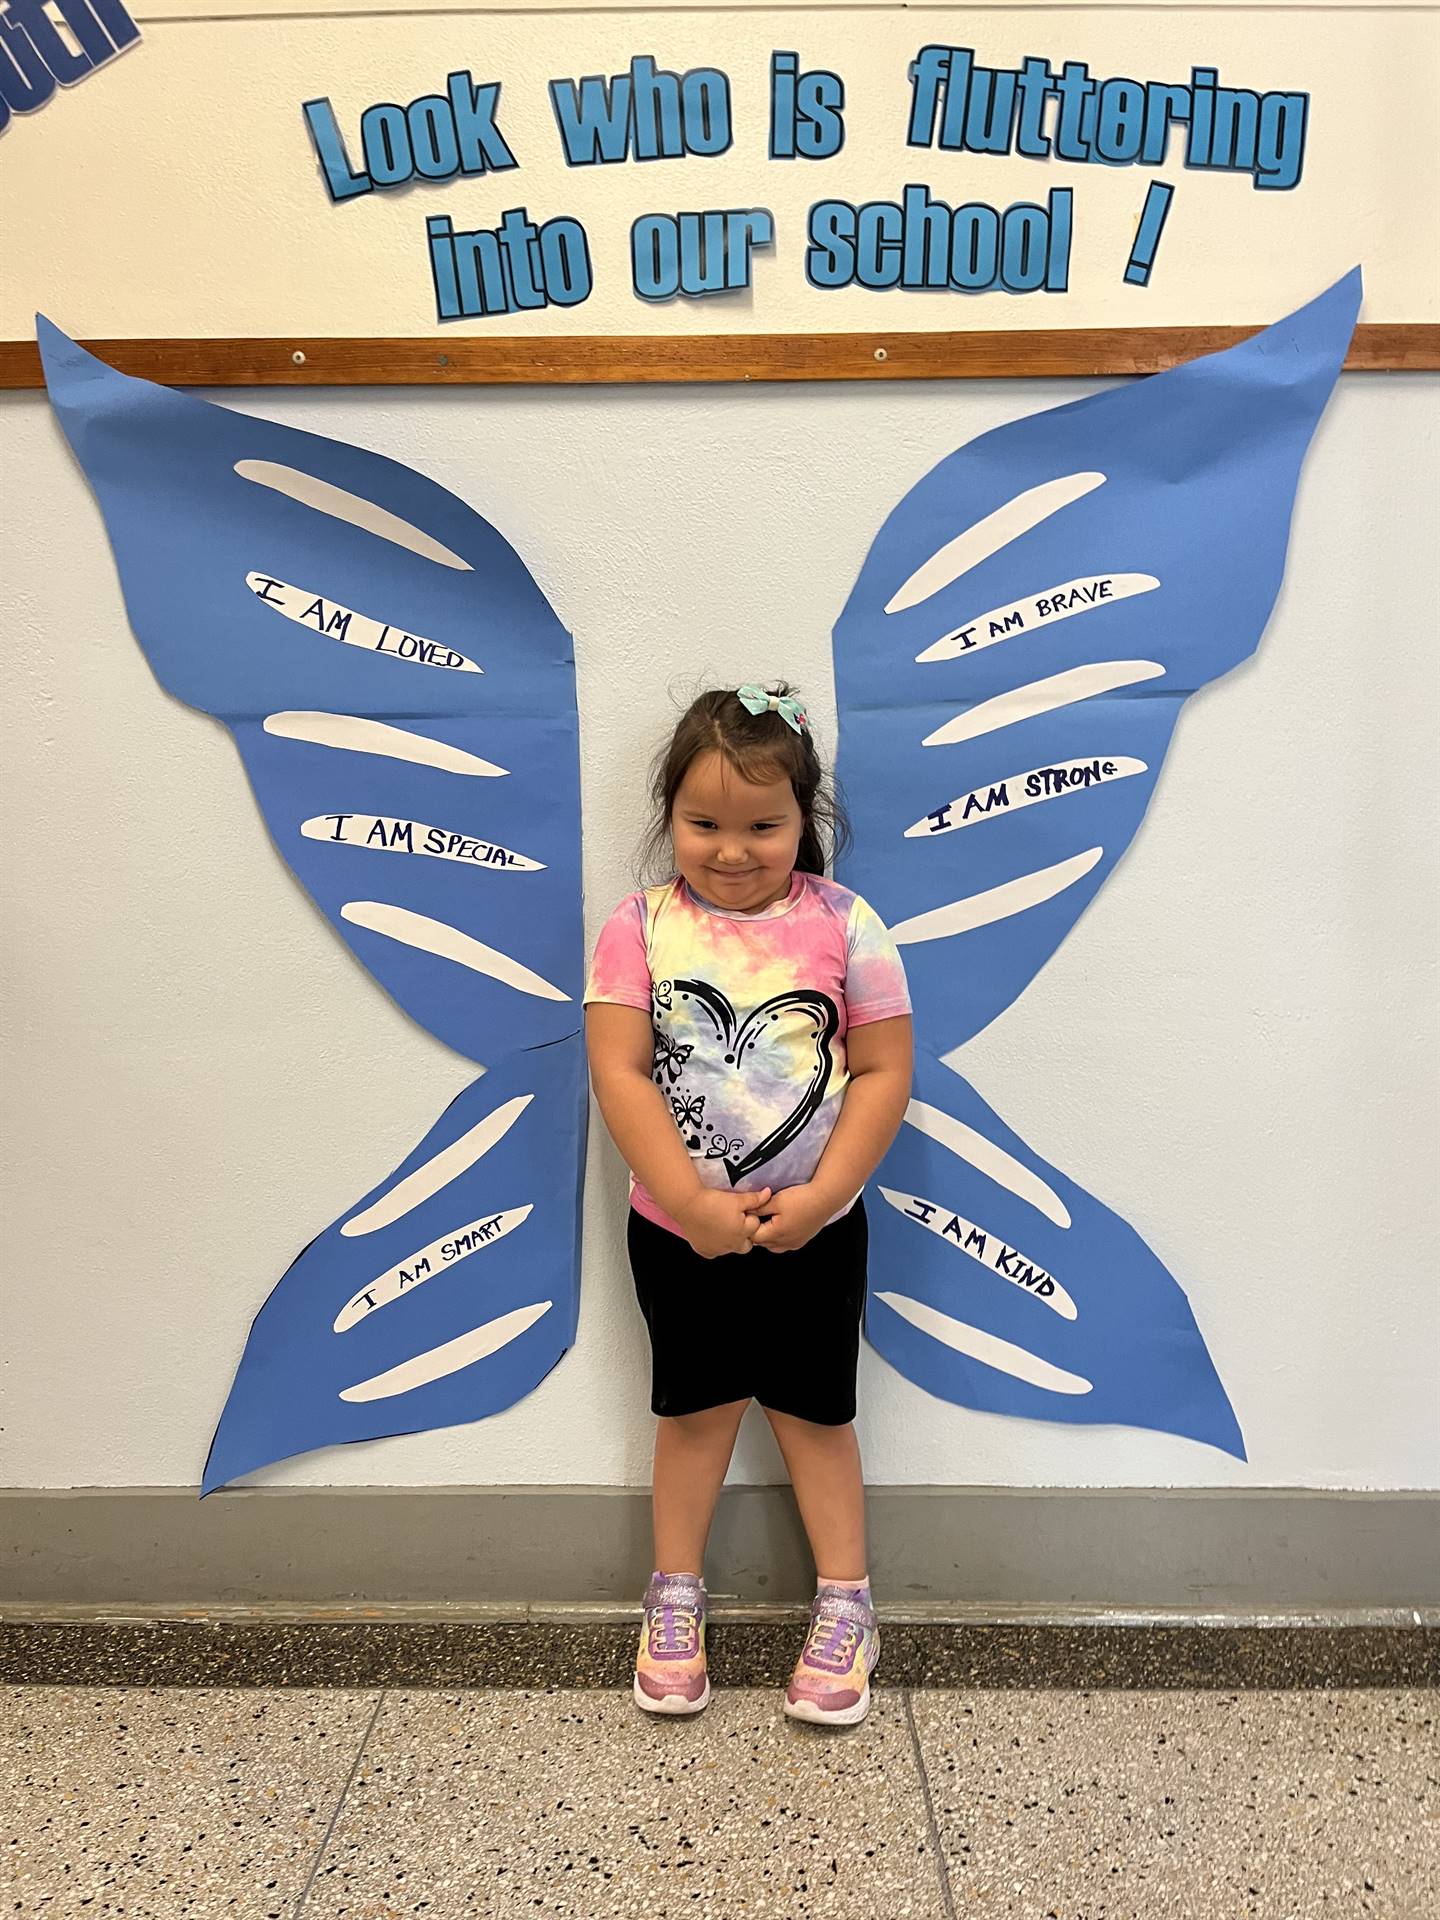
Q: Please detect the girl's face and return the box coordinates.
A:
[671,749,804,914]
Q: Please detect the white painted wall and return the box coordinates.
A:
[2,372,1437,1491]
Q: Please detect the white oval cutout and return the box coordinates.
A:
[340,901,571,1003]
[902,1100,1071,1229]
[235,460,472,571]
[342,1094,533,1239]
[878,1186,1076,1318]
[246,573,480,674]
[917,573,1158,664]
[873,1291,1092,1396]
[339,1300,553,1402]
[906,757,1147,838]
[885,473,1106,615]
[303,815,542,872]
[922,661,1166,749]
[889,847,1103,947]
[263,712,508,778]
[334,1205,532,1331]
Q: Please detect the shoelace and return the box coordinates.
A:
[803,1600,860,1670]
[647,1603,698,1657]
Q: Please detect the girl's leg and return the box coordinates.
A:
[652,1399,750,1573]
[764,1409,877,1726]
[760,1410,867,1582]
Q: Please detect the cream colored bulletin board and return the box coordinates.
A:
[3,3,1436,380]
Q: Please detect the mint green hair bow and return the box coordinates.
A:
[736,684,809,734]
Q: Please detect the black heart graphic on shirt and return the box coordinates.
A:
[666,979,840,1184]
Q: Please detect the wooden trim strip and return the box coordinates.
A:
[2,324,1434,389]
[135,1,1421,17]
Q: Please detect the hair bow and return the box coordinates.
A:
[736,684,808,734]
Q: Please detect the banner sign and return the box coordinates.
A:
[2,7,1437,339]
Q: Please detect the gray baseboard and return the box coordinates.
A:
[2,1485,1436,1614]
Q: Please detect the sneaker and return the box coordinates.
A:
[784,1584,880,1726]
[633,1570,710,1715]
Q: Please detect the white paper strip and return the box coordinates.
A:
[874,1291,1092,1395]
[879,1186,1076,1317]
[902,1100,1071,1229]
[341,1095,533,1238]
[334,1205,533,1330]
[236,460,472,570]
[339,1301,553,1401]
[302,814,542,871]
[885,473,1105,614]
[917,573,1158,664]
[264,712,508,777]
[246,573,480,673]
[922,661,1166,748]
[889,848,1103,946]
[341,901,571,1001]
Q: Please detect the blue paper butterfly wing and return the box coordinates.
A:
[231,707,581,1063]
[867,1052,1245,1458]
[39,319,581,1056]
[836,271,1360,1050]
[836,273,1360,1452]
[836,692,1183,1052]
[202,1037,586,1493]
[40,321,587,1486]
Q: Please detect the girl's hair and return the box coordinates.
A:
[639,683,852,882]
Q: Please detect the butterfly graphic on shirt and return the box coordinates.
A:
[668,1089,726,1155]
[39,272,1360,1482]
[665,1091,744,1163]
[651,1030,694,1087]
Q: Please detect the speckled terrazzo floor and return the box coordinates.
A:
[4,1670,1436,1918]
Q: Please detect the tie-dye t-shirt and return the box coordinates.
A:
[584,871,911,1236]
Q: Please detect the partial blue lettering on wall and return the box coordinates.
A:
[0,0,139,131]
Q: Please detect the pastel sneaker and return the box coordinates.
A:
[784,1584,880,1726]
[633,1571,710,1715]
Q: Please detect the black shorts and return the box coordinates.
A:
[626,1198,868,1425]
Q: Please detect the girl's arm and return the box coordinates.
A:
[753,1014,913,1251]
[585,1003,769,1255]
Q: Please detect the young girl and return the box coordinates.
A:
[584,684,913,1726]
